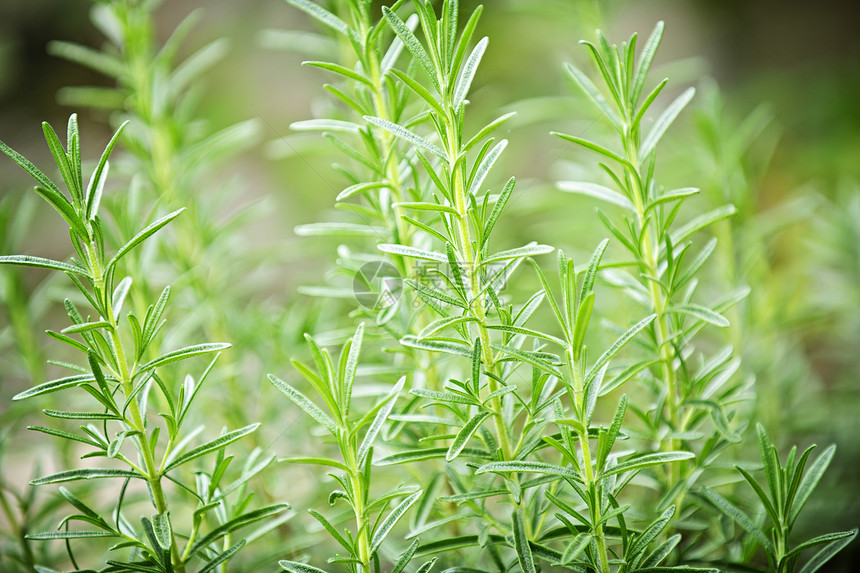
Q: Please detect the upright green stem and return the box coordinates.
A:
[624,134,681,484]
[85,241,186,573]
[342,440,371,572]
[569,348,610,573]
[445,110,513,462]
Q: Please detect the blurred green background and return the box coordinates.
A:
[1,0,858,569]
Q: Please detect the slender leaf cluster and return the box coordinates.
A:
[270,324,431,573]
[285,1,713,570]
[701,425,857,572]
[554,23,752,519]
[49,0,277,429]
[0,118,287,572]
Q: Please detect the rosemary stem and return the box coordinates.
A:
[86,241,186,573]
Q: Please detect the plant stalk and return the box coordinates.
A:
[86,241,186,573]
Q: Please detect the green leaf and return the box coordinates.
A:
[61,320,111,335]
[484,324,565,346]
[268,374,338,434]
[481,244,554,266]
[43,409,120,421]
[453,37,488,111]
[291,118,361,133]
[382,6,440,92]
[27,530,117,540]
[647,187,700,212]
[357,376,405,466]
[631,21,664,105]
[139,343,230,373]
[364,116,446,159]
[151,513,172,550]
[13,374,95,400]
[512,507,537,573]
[47,40,123,77]
[669,304,730,328]
[756,424,782,511]
[558,180,633,210]
[189,503,289,556]
[494,344,564,379]
[280,561,329,573]
[0,137,64,197]
[700,487,772,552]
[30,468,141,485]
[279,457,348,472]
[597,395,628,472]
[286,0,348,35]
[482,177,515,246]
[557,533,591,566]
[391,539,420,573]
[789,444,836,528]
[304,61,373,87]
[438,489,507,503]
[164,424,259,472]
[377,447,491,466]
[476,461,582,482]
[673,237,716,290]
[27,426,100,448]
[564,62,622,127]
[379,243,447,263]
[468,139,507,197]
[390,68,447,117]
[446,411,491,461]
[42,121,80,205]
[307,508,352,554]
[464,112,516,154]
[572,292,594,362]
[670,204,736,245]
[370,490,422,554]
[629,506,675,563]
[789,529,857,565]
[586,314,655,385]
[419,315,479,338]
[601,451,694,479]
[199,540,246,573]
[341,323,364,419]
[552,132,631,168]
[641,87,695,158]
[404,278,465,308]
[294,222,385,237]
[394,201,459,216]
[107,208,184,273]
[0,255,89,277]
[402,335,473,358]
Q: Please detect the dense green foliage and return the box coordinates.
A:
[1,1,857,572]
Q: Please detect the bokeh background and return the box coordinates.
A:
[1,0,859,570]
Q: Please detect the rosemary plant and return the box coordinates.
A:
[0,117,287,572]
[285,1,711,570]
[47,0,279,431]
[270,323,434,573]
[1,1,856,571]
[554,22,751,519]
[701,425,857,572]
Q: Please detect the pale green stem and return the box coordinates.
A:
[569,347,611,573]
[445,110,514,462]
[624,135,681,487]
[86,241,186,573]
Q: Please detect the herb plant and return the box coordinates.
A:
[0,117,287,572]
[1,0,857,572]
